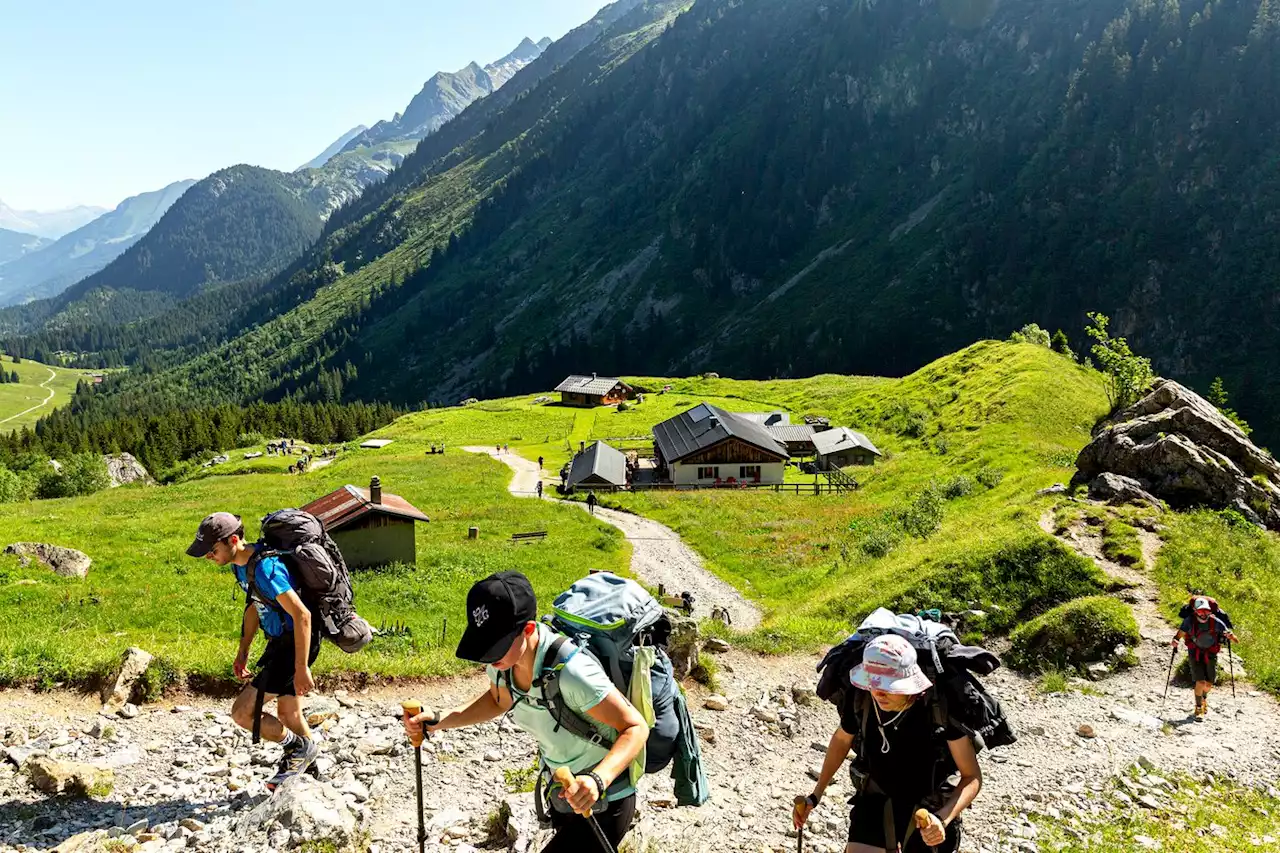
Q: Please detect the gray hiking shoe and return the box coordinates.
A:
[266,737,319,791]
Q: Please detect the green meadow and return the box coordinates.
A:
[0,354,101,433]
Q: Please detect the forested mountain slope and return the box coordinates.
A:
[21,0,1280,443]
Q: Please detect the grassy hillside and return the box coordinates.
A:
[0,355,100,433]
[0,440,628,690]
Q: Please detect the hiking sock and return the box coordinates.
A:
[280,730,301,750]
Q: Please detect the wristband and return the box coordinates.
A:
[805,793,820,808]
[588,771,607,801]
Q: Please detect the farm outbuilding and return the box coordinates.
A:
[766,424,817,456]
[566,441,628,490]
[301,476,429,570]
[554,373,633,407]
[813,428,882,470]
[652,403,790,486]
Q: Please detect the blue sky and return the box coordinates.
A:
[0,0,610,211]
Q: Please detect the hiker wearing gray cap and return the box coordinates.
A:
[187,512,322,790]
[795,634,982,853]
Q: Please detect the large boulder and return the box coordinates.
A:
[3,542,91,578]
[239,774,357,846]
[1088,473,1163,509]
[666,615,700,681]
[1073,379,1280,528]
[103,453,153,487]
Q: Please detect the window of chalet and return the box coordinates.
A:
[739,465,761,481]
[697,466,719,480]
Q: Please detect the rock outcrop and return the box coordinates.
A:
[2,543,91,578]
[103,453,153,487]
[1073,379,1280,528]
[100,647,154,709]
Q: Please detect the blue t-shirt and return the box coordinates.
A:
[234,550,298,638]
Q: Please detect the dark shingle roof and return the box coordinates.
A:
[567,441,628,487]
[812,427,882,457]
[554,374,630,396]
[652,403,789,463]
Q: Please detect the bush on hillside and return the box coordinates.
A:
[1007,596,1139,674]
[235,432,265,448]
[976,466,1005,489]
[941,475,975,499]
[1086,312,1154,411]
[36,454,111,500]
[1009,323,1051,347]
[898,485,944,538]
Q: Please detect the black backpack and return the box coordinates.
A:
[247,509,373,654]
[815,609,1016,754]
[1178,596,1234,630]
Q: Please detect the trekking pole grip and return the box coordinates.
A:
[402,700,425,748]
[914,809,938,851]
[553,766,592,817]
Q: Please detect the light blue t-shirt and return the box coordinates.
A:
[487,623,634,799]
[234,551,298,639]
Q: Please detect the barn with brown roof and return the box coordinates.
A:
[554,373,634,407]
[301,476,429,569]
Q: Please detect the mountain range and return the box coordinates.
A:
[0,229,51,266]
[9,0,1280,446]
[0,200,108,241]
[297,125,369,171]
[336,37,551,153]
[0,179,196,307]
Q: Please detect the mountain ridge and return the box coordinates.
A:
[0,200,108,241]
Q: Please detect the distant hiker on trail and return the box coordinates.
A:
[796,635,982,853]
[538,455,545,470]
[587,491,598,515]
[402,571,650,852]
[536,480,544,499]
[186,512,322,789]
[1173,596,1239,720]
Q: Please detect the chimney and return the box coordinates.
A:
[580,440,586,453]
[592,371,597,380]
[370,476,382,504]
[708,415,720,430]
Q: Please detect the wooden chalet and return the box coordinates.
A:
[652,403,790,486]
[302,476,429,569]
[554,373,634,407]
[814,428,883,470]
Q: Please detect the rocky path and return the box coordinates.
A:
[463,446,762,631]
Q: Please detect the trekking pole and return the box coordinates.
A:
[797,824,803,853]
[553,766,616,853]
[1162,645,1177,710]
[914,809,939,852]
[1227,637,1237,698]
[401,701,427,853]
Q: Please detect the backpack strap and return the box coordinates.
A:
[539,636,617,749]
[244,548,289,616]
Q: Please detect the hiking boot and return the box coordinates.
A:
[266,737,320,791]
[1194,697,1206,721]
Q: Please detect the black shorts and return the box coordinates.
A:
[848,792,962,853]
[542,794,636,852]
[1190,655,1218,685]
[253,630,321,697]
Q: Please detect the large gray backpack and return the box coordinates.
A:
[251,509,372,654]
[513,572,709,804]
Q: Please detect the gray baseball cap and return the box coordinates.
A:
[186,512,242,557]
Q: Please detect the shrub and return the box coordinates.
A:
[1009,323,1052,347]
[1086,312,1154,411]
[934,437,950,455]
[36,454,111,500]
[235,432,265,448]
[616,402,631,412]
[857,518,902,558]
[898,485,944,539]
[690,656,720,692]
[976,466,1005,489]
[504,759,539,793]
[941,475,974,499]
[1007,596,1140,674]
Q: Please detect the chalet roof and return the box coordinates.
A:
[767,424,817,444]
[554,374,630,396]
[567,441,627,487]
[812,427,882,458]
[739,411,791,427]
[652,403,789,464]
[302,483,430,531]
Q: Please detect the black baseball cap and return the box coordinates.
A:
[185,512,242,557]
[455,571,538,663]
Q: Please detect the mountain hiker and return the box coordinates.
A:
[1173,596,1239,720]
[587,491,598,515]
[537,480,545,499]
[402,571,650,852]
[538,455,545,470]
[796,635,982,853]
[186,512,322,789]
